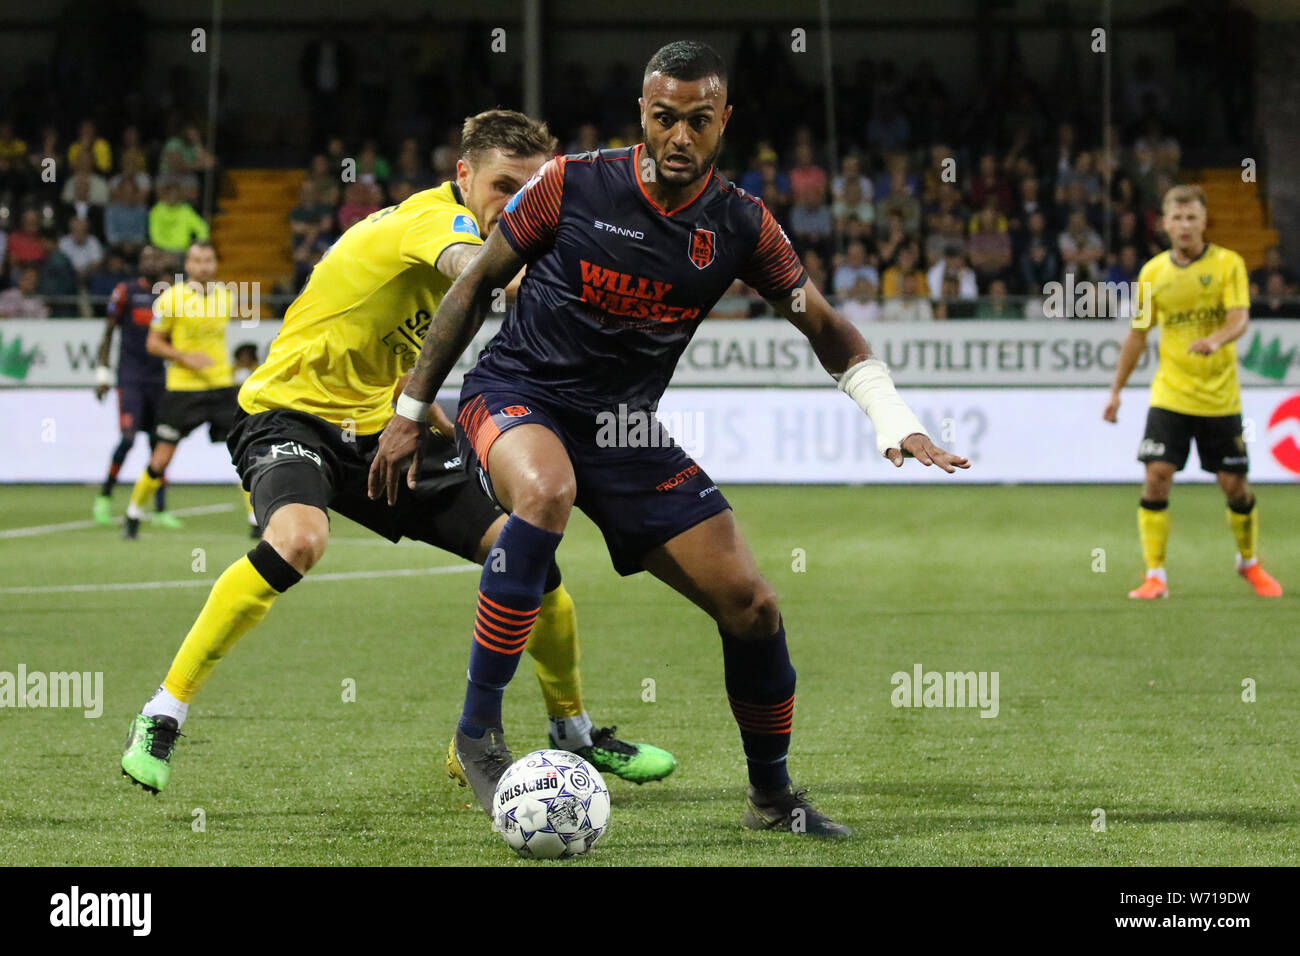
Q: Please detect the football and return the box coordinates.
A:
[491,750,610,859]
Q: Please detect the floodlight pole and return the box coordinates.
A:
[820,0,838,247]
[523,0,542,124]
[203,0,223,224]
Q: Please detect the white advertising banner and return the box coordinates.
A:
[3,318,1298,388]
[4,387,1299,485]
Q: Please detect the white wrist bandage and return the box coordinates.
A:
[95,366,113,387]
[394,392,431,422]
[835,358,928,457]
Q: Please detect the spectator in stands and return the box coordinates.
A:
[388,137,433,202]
[1018,237,1059,295]
[67,118,112,175]
[975,277,1021,319]
[927,242,978,302]
[876,209,908,267]
[158,122,214,204]
[110,148,152,197]
[61,152,110,224]
[37,237,78,305]
[293,209,338,292]
[831,154,872,204]
[1105,244,1141,285]
[104,177,150,251]
[1249,245,1297,297]
[337,181,380,232]
[966,200,1012,286]
[149,177,209,257]
[0,120,27,164]
[7,208,47,281]
[290,180,332,243]
[788,143,827,200]
[0,266,48,318]
[567,123,601,156]
[875,158,921,237]
[355,139,390,186]
[880,272,933,322]
[881,242,928,299]
[0,149,34,208]
[967,152,1011,215]
[1252,273,1296,319]
[1008,174,1047,235]
[832,240,879,296]
[739,147,790,219]
[306,153,337,200]
[118,126,147,178]
[924,212,965,269]
[58,215,103,283]
[1058,210,1104,281]
[839,277,881,324]
[801,248,828,292]
[87,247,133,298]
[831,176,874,241]
[788,185,832,258]
[1046,122,1077,189]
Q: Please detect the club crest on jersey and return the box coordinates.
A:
[501,405,531,417]
[689,228,716,270]
[1199,274,1212,286]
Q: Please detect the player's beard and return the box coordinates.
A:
[645,135,723,187]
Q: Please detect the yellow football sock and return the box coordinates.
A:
[162,554,284,702]
[525,583,583,719]
[1227,502,1257,561]
[1138,503,1169,572]
[127,468,162,517]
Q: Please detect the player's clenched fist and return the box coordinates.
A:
[1103,392,1121,423]
[368,413,424,505]
[885,433,971,472]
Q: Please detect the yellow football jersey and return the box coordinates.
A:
[1132,243,1249,416]
[152,281,234,391]
[239,182,482,434]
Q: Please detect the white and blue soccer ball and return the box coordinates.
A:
[492,749,610,859]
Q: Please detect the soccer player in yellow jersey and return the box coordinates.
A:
[1105,184,1282,599]
[122,240,256,539]
[121,110,675,797]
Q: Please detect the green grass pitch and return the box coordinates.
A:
[1,482,1296,866]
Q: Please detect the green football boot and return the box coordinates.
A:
[121,713,182,794]
[554,725,677,784]
[93,495,114,526]
[154,511,184,530]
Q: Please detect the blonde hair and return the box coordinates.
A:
[1162,184,1207,211]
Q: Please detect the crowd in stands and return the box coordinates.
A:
[0,116,214,318]
[4,43,1299,323]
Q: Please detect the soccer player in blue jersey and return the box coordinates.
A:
[371,41,968,837]
[93,246,176,527]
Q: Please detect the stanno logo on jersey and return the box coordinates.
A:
[594,220,645,240]
[689,228,716,270]
[501,405,531,417]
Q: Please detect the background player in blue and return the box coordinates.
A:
[371,41,969,836]
[93,246,174,527]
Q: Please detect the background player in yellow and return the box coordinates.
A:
[122,240,257,539]
[121,110,675,797]
[1104,184,1282,599]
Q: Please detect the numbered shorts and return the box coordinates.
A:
[1137,406,1249,474]
[156,386,239,444]
[455,384,731,576]
[116,381,165,438]
[227,407,503,561]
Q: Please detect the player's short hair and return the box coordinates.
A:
[1162,184,1207,211]
[188,240,217,254]
[643,40,728,87]
[460,110,557,166]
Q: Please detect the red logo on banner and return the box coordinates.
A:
[1267,393,1300,474]
[689,228,715,270]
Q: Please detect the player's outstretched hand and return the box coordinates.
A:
[1103,392,1120,423]
[368,414,424,505]
[886,433,970,472]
